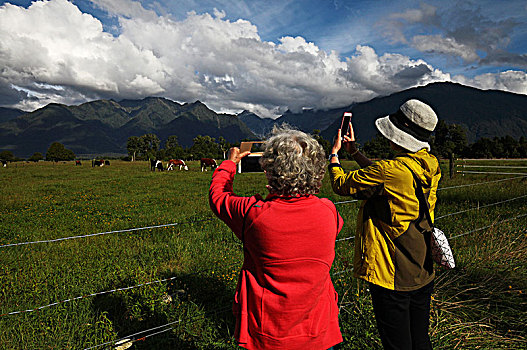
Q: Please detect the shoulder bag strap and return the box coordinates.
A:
[400,161,434,227]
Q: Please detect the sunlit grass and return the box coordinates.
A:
[0,159,526,349]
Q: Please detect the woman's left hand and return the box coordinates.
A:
[332,128,346,155]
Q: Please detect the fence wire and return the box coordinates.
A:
[4,176,524,250]
[457,170,527,176]
[3,166,527,348]
[0,217,216,249]
[449,212,527,240]
[435,193,527,220]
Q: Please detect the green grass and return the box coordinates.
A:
[0,159,526,349]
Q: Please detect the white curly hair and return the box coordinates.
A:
[259,125,326,196]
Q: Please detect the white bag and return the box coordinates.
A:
[430,227,455,269]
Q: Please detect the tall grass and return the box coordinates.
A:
[0,160,526,349]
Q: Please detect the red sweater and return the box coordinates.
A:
[209,160,343,350]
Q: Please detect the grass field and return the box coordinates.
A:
[0,159,526,349]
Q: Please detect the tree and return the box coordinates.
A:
[0,150,15,162]
[46,142,75,161]
[500,135,520,158]
[363,133,395,159]
[519,137,527,158]
[468,137,494,158]
[165,135,185,160]
[432,120,467,158]
[28,152,44,162]
[140,134,160,160]
[311,129,331,157]
[165,135,179,150]
[189,135,220,159]
[218,136,230,159]
[127,136,142,161]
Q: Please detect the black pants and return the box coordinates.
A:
[369,281,434,350]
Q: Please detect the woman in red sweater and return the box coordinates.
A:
[209,126,343,350]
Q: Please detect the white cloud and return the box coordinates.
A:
[341,45,450,96]
[454,70,527,95]
[382,3,438,44]
[90,0,159,21]
[389,3,437,24]
[412,35,479,62]
[0,0,523,118]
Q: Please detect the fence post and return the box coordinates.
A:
[449,152,455,179]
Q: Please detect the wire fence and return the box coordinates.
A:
[457,165,527,169]
[3,176,524,249]
[3,175,526,319]
[457,170,527,176]
[0,218,216,249]
[2,167,527,349]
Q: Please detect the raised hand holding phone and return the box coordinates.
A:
[340,112,352,141]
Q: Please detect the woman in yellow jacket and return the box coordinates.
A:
[329,99,441,350]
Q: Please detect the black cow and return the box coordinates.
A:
[75,160,82,166]
[92,159,105,167]
[1,160,7,168]
[150,159,163,171]
[104,160,110,166]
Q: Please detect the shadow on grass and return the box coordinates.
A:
[92,270,236,349]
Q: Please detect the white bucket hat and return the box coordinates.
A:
[375,99,438,153]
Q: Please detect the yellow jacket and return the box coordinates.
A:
[329,149,441,291]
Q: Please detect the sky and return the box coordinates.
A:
[0,0,526,118]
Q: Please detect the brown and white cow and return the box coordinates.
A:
[167,159,188,171]
[200,158,217,172]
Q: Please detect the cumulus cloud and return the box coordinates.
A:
[381,1,524,67]
[412,35,479,62]
[382,3,438,44]
[389,2,437,24]
[454,70,527,94]
[0,0,525,117]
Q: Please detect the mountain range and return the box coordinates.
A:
[1,82,527,157]
[0,98,254,157]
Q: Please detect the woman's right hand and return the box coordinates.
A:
[333,122,356,154]
[228,147,250,165]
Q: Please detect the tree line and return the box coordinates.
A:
[2,121,527,163]
[126,133,232,161]
[360,120,527,159]
[0,142,75,163]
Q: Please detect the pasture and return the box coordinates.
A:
[1,159,526,349]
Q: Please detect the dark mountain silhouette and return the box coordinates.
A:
[0,107,25,123]
[0,97,254,157]
[237,110,275,137]
[275,107,350,135]
[320,82,527,143]
[1,82,527,157]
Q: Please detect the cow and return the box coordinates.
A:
[92,159,105,167]
[167,159,188,171]
[200,158,217,172]
[75,160,82,166]
[150,159,163,171]
[104,160,110,166]
[1,160,7,168]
